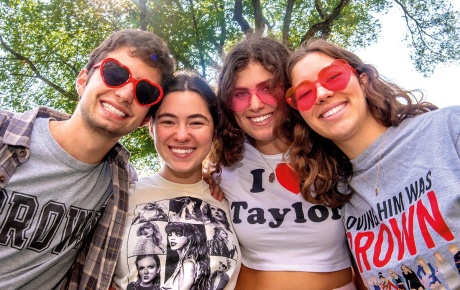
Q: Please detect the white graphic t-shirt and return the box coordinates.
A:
[113,174,241,290]
[217,140,351,272]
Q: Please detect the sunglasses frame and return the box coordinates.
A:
[230,82,282,112]
[285,59,357,111]
[91,58,164,107]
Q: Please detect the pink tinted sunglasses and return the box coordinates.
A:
[230,81,281,112]
[286,59,356,111]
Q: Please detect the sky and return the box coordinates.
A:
[354,4,460,109]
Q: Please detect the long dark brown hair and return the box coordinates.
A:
[208,34,293,176]
[286,38,438,207]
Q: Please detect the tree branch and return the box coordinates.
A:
[301,0,350,44]
[252,0,264,34]
[0,35,74,99]
[393,0,440,57]
[187,0,207,78]
[282,0,294,46]
[233,0,253,34]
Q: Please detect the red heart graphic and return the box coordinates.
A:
[275,163,300,194]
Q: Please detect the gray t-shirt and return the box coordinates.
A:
[343,106,460,289]
[0,118,112,289]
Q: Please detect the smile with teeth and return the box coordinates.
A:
[250,113,272,123]
[170,242,177,246]
[171,148,194,154]
[321,103,346,118]
[102,102,126,117]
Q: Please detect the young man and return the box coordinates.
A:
[0,29,175,289]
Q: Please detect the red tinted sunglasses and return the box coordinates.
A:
[230,81,281,112]
[91,58,163,107]
[285,59,356,111]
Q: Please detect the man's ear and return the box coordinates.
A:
[76,69,88,98]
[147,119,155,139]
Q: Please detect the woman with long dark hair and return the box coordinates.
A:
[208,35,354,289]
[163,222,209,290]
[112,72,241,289]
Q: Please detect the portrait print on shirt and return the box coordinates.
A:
[363,248,460,290]
[344,170,460,290]
[125,196,239,290]
[132,201,168,223]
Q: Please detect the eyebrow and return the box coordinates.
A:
[156,112,210,122]
[234,79,272,90]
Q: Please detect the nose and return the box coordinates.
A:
[144,267,149,274]
[315,83,333,104]
[174,124,191,142]
[115,82,135,104]
[247,92,264,111]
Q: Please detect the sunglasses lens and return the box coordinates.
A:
[231,88,280,112]
[136,81,162,105]
[319,64,352,91]
[102,60,130,86]
[258,90,279,105]
[294,82,316,111]
[285,81,316,111]
[230,91,249,111]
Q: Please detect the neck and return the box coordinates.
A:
[49,118,119,164]
[158,165,203,184]
[335,122,388,160]
[253,137,289,155]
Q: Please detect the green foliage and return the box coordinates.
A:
[1,0,459,170]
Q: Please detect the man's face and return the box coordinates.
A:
[76,48,161,140]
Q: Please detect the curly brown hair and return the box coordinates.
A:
[286,38,438,208]
[208,34,293,176]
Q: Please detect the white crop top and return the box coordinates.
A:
[217,140,351,272]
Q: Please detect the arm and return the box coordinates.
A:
[203,175,225,201]
[351,258,367,290]
[177,260,196,290]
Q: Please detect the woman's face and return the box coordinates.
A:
[290,52,375,149]
[218,229,228,240]
[137,256,159,286]
[232,62,281,147]
[152,91,214,183]
[168,231,189,250]
[142,226,155,238]
[210,205,226,222]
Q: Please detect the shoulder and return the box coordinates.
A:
[400,106,459,130]
[423,107,460,135]
[417,106,459,121]
[0,110,14,145]
[0,110,14,132]
[0,109,40,144]
[182,259,197,270]
[436,106,460,125]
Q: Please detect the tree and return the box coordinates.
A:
[1,0,459,172]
